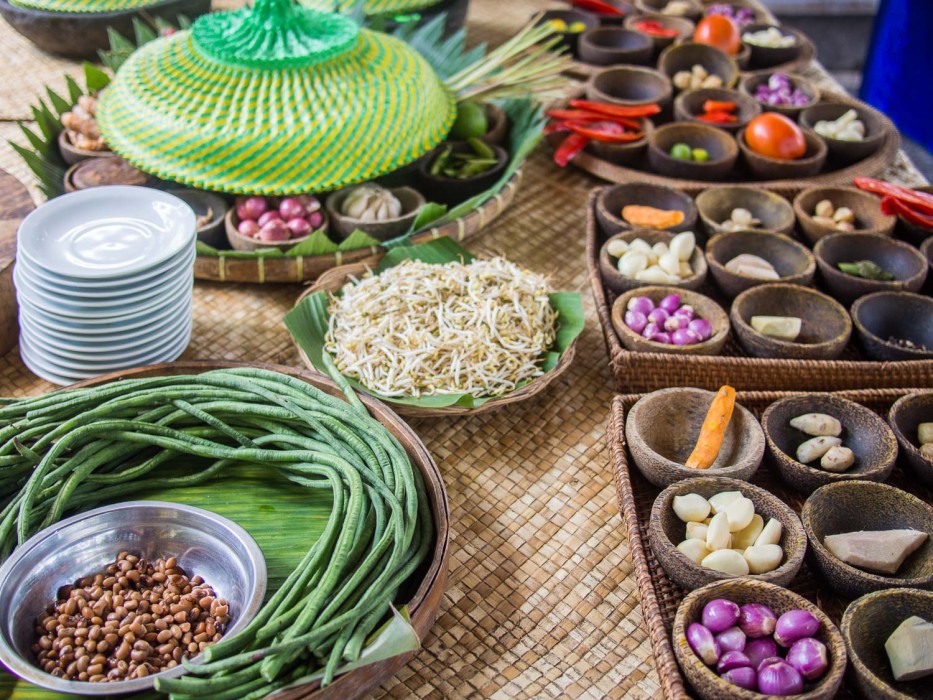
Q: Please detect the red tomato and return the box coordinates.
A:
[745,113,807,161]
[693,16,741,56]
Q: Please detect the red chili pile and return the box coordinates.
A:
[855,177,933,230]
[697,100,738,124]
[633,20,679,37]
[547,99,660,167]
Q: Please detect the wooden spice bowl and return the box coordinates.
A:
[731,283,852,360]
[578,26,654,66]
[741,23,805,70]
[600,229,708,294]
[794,186,896,245]
[647,123,740,181]
[800,101,888,164]
[706,230,815,299]
[802,481,933,599]
[611,286,729,356]
[761,394,899,495]
[57,130,112,166]
[587,118,654,166]
[841,588,933,700]
[673,579,847,700]
[325,186,425,242]
[695,185,795,236]
[595,182,697,234]
[813,232,928,305]
[586,65,674,112]
[536,10,599,57]
[624,387,764,487]
[658,42,740,91]
[851,291,933,361]
[740,71,820,119]
[737,127,827,180]
[224,207,327,253]
[417,142,508,206]
[921,235,933,272]
[650,476,807,590]
[888,391,933,487]
[589,0,635,26]
[673,87,762,134]
[623,12,695,53]
[635,0,702,20]
[894,185,933,246]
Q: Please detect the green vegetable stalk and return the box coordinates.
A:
[837,260,895,281]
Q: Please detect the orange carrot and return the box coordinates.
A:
[621,205,685,229]
[685,385,736,469]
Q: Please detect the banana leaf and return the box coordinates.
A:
[283,237,584,410]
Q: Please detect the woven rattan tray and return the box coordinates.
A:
[554,91,898,197]
[608,387,933,700]
[193,171,522,283]
[586,189,933,393]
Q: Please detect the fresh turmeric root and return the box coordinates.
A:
[685,385,736,469]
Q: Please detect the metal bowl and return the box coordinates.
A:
[0,501,267,695]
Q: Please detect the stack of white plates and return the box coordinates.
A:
[15,186,197,385]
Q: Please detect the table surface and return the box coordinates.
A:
[0,1,927,699]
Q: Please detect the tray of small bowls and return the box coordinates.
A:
[607,385,933,700]
[585,185,933,393]
[13,186,196,386]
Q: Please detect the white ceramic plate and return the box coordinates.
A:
[17,186,195,279]
[19,292,191,335]
[15,241,195,290]
[14,245,196,298]
[14,264,192,318]
[20,318,191,366]
[19,312,186,355]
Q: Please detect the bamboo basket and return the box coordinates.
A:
[69,359,451,700]
[586,189,933,393]
[555,90,898,197]
[192,170,522,283]
[608,387,933,700]
[290,256,578,417]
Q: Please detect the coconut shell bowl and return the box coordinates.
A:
[705,230,815,299]
[850,291,933,362]
[599,229,708,294]
[694,186,795,237]
[888,391,933,487]
[624,387,764,487]
[802,481,933,599]
[595,183,698,235]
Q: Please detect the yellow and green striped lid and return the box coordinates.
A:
[96,0,455,195]
[299,0,442,14]
[8,0,159,11]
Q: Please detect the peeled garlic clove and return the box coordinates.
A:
[659,251,682,277]
[673,493,712,522]
[731,208,754,227]
[750,316,801,342]
[678,538,711,564]
[652,242,670,258]
[629,238,653,254]
[789,413,842,437]
[814,199,834,218]
[919,423,933,445]
[744,544,784,574]
[820,445,855,472]
[706,512,732,552]
[833,206,855,224]
[702,549,750,576]
[617,251,649,277]
[635,266,679,283]
[732,514,765,550]
[679,261,693,277]
[669,231,696,262]
[686,522,709,541]
[703,75,724,88]
[606,239,629,258]
[709,491,743,515]
[692,64,708,78]
[755,518,783,547]
[725,497,756,533]
[797,436,842,464]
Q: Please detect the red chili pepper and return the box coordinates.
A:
[854,177,933,216]
[569,99,662,118]
[554,133,590,167]
[568,0,623,16]
[546,109,642,130]
[633,20,679,37]
[697,111,738,124]
[566,122,644,143]
[880,196,933,230]
[544,122,570,135]
[702,100,738,114]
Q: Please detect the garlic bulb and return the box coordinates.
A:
[341,185,403,222]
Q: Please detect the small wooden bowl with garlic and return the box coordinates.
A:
[599,228,707,294]
[325,184,426,242]
[649,476,807,590]
[794,186,896,246]
[706,230,815,299]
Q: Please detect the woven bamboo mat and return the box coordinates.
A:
[0,1,928,698]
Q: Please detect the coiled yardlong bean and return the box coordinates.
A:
[0,368,432,696]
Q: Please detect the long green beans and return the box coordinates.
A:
[0,368,433,697]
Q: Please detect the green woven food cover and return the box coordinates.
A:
[96,0,455,195]
[8,0,158,11]
[299,0,442,14]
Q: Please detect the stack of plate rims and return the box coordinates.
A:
[14,186,197,385]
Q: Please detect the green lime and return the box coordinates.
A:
[450,101,489,140]
[692,148,710,162]
[670,143,692,160]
